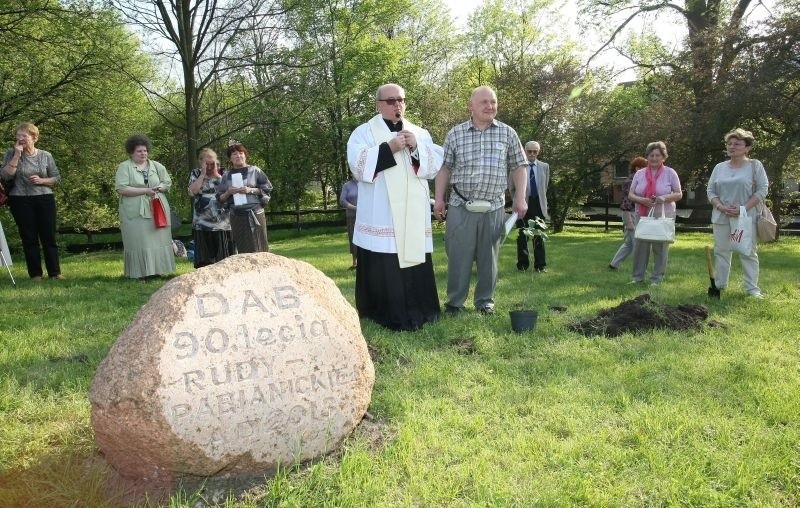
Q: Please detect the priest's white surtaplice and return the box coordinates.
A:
[347,114,443,268]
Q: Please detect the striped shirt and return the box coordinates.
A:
[441,119,526,210]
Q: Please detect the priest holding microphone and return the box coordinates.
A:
[346,83,443,331]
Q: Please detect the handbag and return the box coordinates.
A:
[0,180,8,207]
[151,196,168,228]
[0,174,13,207]
[634,206,675,243]
[750,159,776,243]
[730,206,755,256]
[756,204,777,243]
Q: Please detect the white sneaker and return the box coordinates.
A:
[748,291,764,299]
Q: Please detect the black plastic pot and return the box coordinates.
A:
[509,310,538,333]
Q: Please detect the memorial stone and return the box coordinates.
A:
[89,253,375,482]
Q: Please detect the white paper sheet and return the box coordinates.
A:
[231,173,247,206]
[502,212,518,244]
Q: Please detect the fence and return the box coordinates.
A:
[572,201,712,232]
[56,203,798,253]
[569,201,799,235]
[59,209,347,253]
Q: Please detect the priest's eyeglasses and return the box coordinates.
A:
[378,97,405,105]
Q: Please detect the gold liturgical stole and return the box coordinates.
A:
[368,115,426,268]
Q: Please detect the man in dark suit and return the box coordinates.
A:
[516,141,550,272]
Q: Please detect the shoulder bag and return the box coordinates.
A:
[751,160,776,243]
[634,206,675,243]
[756,205,777,243]
[0,173,14,207]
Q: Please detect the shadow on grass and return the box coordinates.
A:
[0,450,163,507]
[0,342,110,395]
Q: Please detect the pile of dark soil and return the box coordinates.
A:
[569,294,710,337]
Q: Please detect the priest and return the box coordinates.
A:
[346,83,443,330]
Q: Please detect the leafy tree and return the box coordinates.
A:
[725,11,800,232]
[528,76,657,232]
[0,0,155,229]
[579,0,783,178]
[454,0,640,231]
[110,0,297,178]
[269,0,458,208]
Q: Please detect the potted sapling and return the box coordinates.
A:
[509,216,549,333]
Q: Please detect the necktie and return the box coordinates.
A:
[529,163,537,198]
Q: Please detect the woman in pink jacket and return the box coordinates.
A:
[628,141,682,285]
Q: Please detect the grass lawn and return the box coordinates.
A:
[1,225,799,506]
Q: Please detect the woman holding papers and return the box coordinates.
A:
[216,142,272,253]
[114,134,175,280]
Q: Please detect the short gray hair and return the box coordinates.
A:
[645,141,667,158]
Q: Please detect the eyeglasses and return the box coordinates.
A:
[378,97,405,105]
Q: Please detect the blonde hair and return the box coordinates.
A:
[15,122,39,141]
[198,147,218,164]
[645,141,667,158]
[724,128,755,147]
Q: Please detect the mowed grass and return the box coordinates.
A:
[0,225,799,506]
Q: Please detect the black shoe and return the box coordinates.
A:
[444,305,462,316]
[517,265,529,272]
[535,267,548,273]
[608,264,617,271]
[478,307,495,315]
